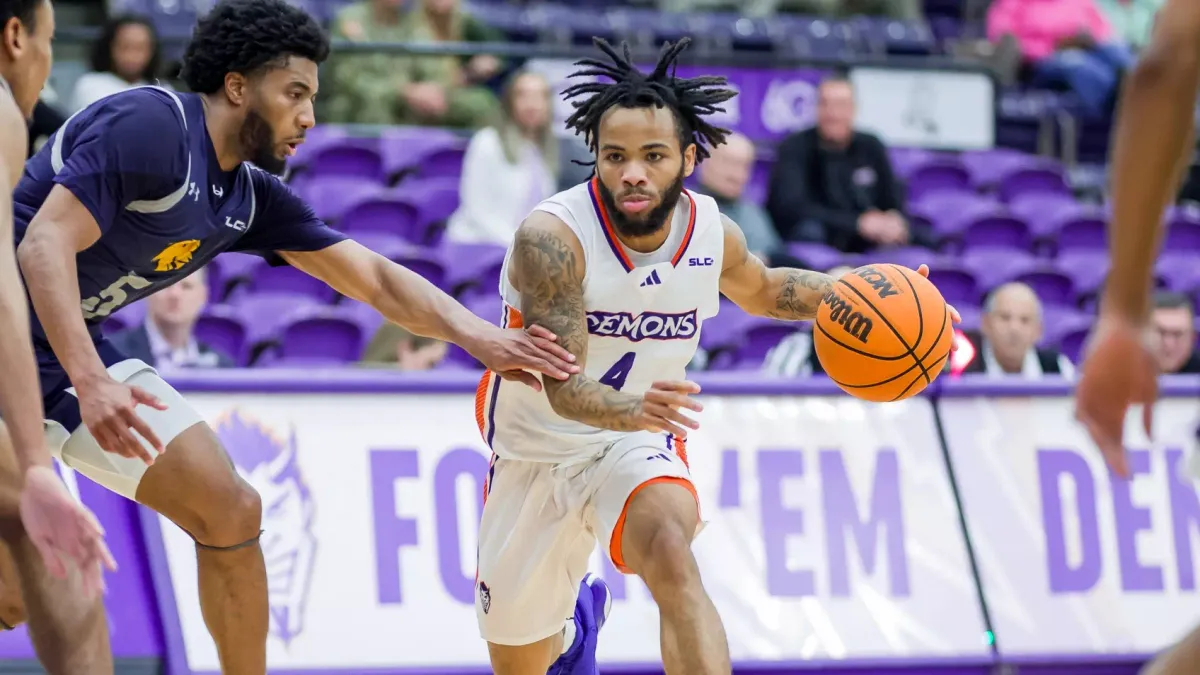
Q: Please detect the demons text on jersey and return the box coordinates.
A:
[586,309,698,342]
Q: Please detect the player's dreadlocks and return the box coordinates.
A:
[563,37,737,164]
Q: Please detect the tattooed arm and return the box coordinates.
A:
[510,212,701,436]
[718,214,833,320]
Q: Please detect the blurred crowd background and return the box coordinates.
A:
[31,0,1200,383]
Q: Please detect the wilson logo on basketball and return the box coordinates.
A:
[853,266,901,299]
[825,293,874,343]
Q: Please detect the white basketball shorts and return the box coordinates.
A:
[475,430,699,646]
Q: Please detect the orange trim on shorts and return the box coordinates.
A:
[473,372,491,439]
[608,476,700,574]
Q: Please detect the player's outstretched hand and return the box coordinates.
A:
[1074,315,1158,479]
[77,375,168,465]
[477,324,581,391]
[637,381,704,438]
[20,466,116,600]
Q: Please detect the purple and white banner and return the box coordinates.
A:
[152,389,987,671]
[941,394,1200,656]
[525,60,994,150]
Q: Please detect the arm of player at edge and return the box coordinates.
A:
[0,102,51,473]
[502,211,702,438]
[279,241,580,389]
[1074,0,1200,477]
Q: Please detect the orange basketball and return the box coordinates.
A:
[813,264,953,403]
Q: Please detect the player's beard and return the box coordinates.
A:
[597,168,685,239]
[241,107,287,175]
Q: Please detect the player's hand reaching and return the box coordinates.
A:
[635,381,704,438]
[1074,314,1159,479]
[77,375,168,464]
[475,324,581,391]
[19,466,116,600]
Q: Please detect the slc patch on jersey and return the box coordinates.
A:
[153,239,201,272]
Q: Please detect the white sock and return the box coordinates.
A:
[561,618,577,655]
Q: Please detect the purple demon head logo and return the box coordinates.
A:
[213,410,317,645]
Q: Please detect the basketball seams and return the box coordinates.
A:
[836,276,932,383]
[887,264,925,352]
[814,321,912,361]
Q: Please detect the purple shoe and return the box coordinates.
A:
[547,573,612,675]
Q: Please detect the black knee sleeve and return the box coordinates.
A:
[194,529,263,552]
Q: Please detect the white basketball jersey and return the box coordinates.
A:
[475,178,725,463]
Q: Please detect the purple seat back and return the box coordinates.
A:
[251,264,337,303]
[306,142,385,182]
[910,192,999,234]
[380,129,463,177]
[1008,193,1080,237]
[998,167,1071,202]
[1164,220,1200,250]
[288,126,350,170]
[193,312,248,366]
[960,149,1041,187]
[906,161,972,202]
[785,243,845,272]
[1057,219,1107,251]
[1157,253,1200,293]
[734,320,796,367]
[339,197,424,243]
[867,246,941,269]
[231,293,321,345]
[1058,328,1091,364]
[387,247,448,290]
[1016,269,1076,306]
[1054,251,1110,297]
[298,177,382,223]
[960,214,1033,252]
[888,148,936,178]
[961,248,1036,288]
[417,147,466,181]
[279,316,365,363]
[925,266,980,305]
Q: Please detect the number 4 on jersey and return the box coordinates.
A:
[599,352,637,391]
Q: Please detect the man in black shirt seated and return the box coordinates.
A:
[1150,291,1200,375]
[960,283,1074,378]
[766,74,934,254]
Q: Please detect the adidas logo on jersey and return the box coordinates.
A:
[640,270,663,287]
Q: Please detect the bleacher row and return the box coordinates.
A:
[94,124,1200,371]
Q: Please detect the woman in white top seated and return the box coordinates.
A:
[69,15,161,113]
[446,69,560,245]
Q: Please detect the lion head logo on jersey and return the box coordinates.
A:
[213,410,317,645]
[152,239,201,272]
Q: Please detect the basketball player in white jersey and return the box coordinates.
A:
[474,37,957,674]
[1075,1,1200,672]
[0,0,117,671]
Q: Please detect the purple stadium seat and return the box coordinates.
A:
[106,299,148,336]
[866,246,942,270]
[250,263,338,303]
[288,125,350,171]
[465,295,504,325]
[345,232,411,258]
[925,265,980,305]
[997,167,1071,202]
[277,309,367,364]
[961,248,1036,288]
[1055,250,1110,303]
[785,243,846,272]
[380,129,463,177]
[1058,327,1092,364]
[416,146,467,181]
[1015,268,1076,307]
[305,141,385,182]
[1042,313,1094,349]
[1157,253,1200,293]
[339,195,424,243]
[231,293,321,349]
[888,148,936,179]
[1008,192,1080,236]
[1057,218,1108,251]
[701,303,757,355]
[909,192,1000,235]
[732,318,796,369]
[959,213,1033,252]
[297,176,383,223]
[387,246,448,290]
[1164,218,1200,250]
[960,149,1043,188]
[906,160,972,202]
[458,255,507,301]
[443,242,508,296]
[394,178,462,242]
[194,308,249,366]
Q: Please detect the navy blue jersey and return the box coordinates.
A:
[13,86,345,347]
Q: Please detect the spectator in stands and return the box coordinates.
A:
[1095,0,1164,50]
[69,15,161,113]
[109,268,233,371]
[360,323,448,370]
[766,75,933,254]
[762,264,853,377]
[1150,292,1200,374]
[958,282,1074,377]
[447,70,558,245]
[986,0,1134,120]
[329,0,502,127]
[696,132,780,262]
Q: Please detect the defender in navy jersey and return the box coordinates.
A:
[0,0,116,671]
[9,0,583,672]
[1075,1,1200,673]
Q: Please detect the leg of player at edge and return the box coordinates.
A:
[615,483,730,674]
[489,574,612,675]
[133,422,267,674]
[0,423,112,675]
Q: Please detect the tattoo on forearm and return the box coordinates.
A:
[766,269,834,320]
[513,227,643,431]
